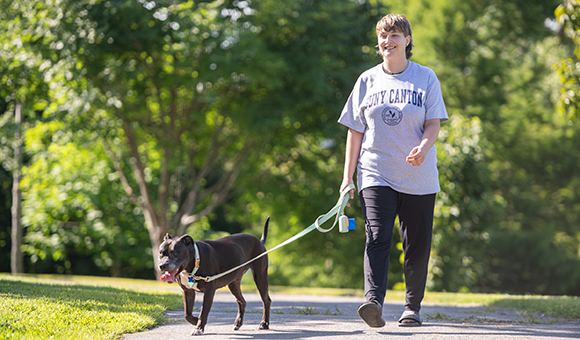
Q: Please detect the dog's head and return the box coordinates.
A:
[158,233,195,284]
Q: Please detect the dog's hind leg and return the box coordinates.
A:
[228,281,246,330]
[252,259,271,330]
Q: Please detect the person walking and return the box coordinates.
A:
[338,13,448,328]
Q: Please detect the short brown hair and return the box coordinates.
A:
[376,14,413,59]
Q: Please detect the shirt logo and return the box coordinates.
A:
[382,106,403,126]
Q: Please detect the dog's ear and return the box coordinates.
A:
[178,234,194,245]
[164,233,174,241]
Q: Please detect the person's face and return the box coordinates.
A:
[377,29,410,60]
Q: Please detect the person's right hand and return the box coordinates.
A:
[340,178,355,207]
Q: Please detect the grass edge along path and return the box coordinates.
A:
[1,273,579,339]
[0,274,182,340]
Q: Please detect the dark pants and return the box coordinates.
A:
[359,186,436,312]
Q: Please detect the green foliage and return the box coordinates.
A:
[210,0,399,289]
[11,0,298,275]
[244,0,386,134]
[389,0,580,295]
[235,134,369,288]
[477,34,580,295]
[555,0,580,119]
[3,0,580,296]
[430,115,506,292]
[0,275,180,339]
[0,0,52,172]
[8,0,394,280]
[21,121,152,278]
[0,0,70,275]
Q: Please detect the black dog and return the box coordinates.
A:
[158,217,271,336]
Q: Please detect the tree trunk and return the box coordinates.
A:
[11,103,23,274]
[144,212,168,279]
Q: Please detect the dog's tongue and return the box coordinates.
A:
[160,270,177,283]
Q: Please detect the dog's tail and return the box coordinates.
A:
[260,216,270,245]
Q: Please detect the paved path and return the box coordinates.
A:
[123,292,580,340]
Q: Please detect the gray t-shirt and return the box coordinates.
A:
[338,61,449,195]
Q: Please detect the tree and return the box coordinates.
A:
[13,0,272,277]
[21,120,153,277]
[388,0,580,294]
[555,0,580,120]
[2,0,153,277]
[17,0,387,278]
[0,166,11,272]
[478,35,580,294]
[0,0,55,273]
[13,0,578,295]
[220,0,391,288]
[10,103,23,274]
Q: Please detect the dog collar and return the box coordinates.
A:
[185,243,201,287]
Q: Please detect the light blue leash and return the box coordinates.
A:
[187,184,356,284]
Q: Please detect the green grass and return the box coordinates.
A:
[290,305,343,316]
[1,273,579,339]
[0,274,182,340]
[490,295,580,320]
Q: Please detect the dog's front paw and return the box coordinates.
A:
[185,315,199,325]
[259,322,269,330]
[191,328,204,336]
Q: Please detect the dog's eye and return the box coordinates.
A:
[171,250,178,256]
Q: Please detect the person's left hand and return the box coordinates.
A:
[406,146,425,166]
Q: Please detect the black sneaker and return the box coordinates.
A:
[357,301,385,328]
